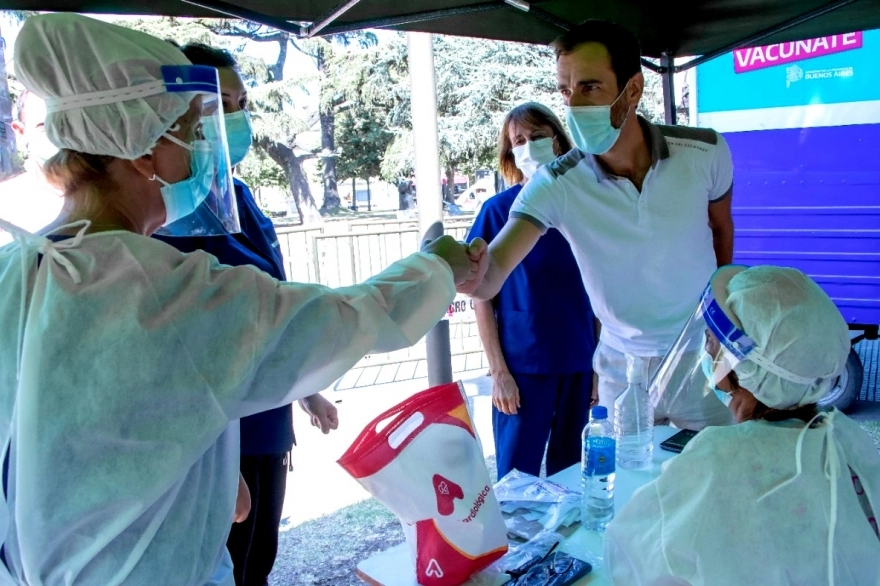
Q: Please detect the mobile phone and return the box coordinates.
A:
[659,429,699,453]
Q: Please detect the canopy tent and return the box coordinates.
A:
[6,0,880,60]
[8,0,879,122]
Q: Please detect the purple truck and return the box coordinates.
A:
[692,28,880,410]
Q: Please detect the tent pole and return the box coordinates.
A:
[318,1,505,37]
[408,32,453,386]
[180,0,305,35]
[661,52,676,125]
[306,0,364,37]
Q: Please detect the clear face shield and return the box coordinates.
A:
[649,266,756,407]
[153,65,240,236]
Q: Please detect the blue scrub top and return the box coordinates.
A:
[467,184,596,375]
[154,179,294,455]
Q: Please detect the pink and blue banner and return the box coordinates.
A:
[733,32,863,73]
[697,28,880,115]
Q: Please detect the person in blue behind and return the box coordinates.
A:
[468,103,597,479]
[154,43,338,586]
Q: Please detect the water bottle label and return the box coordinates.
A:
[586,437,616,475]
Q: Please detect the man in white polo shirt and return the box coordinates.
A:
[461,20,735,429]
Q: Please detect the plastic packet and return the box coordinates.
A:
[494,470,576,504]
[494,470,581,539]
[467,530,601,586]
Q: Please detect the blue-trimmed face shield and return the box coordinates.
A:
[651,264,830,409]
[650,265,756,407]
[153,65,240,236]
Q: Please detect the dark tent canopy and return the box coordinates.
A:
[5,0,880,62]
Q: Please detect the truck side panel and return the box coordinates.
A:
[728,123,880,326]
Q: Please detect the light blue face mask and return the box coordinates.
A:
[564,82,629,155]
[701,351,733,407]
[151,135,215,226]
[204,111,252,168]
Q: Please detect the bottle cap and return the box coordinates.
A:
[591,406,608,420]
[626,353,645,383]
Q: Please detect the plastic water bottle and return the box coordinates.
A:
[614,354,654,469]
[581,406,615,531]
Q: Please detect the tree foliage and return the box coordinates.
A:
[118,17,326,224]
[334,108,393,184]
[327,34,563,186]
[46,14,672,219]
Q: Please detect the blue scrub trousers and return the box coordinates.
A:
[492,371,593,479]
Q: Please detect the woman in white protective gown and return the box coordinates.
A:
[605,265,880,586]
[0,13,486,586]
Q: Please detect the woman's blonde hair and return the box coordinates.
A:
[498,102,572,186]
[42,149,115,213]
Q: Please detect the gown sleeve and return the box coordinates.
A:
[604,481,688,586]
[149,249,455,420]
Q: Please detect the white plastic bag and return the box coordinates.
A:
[339,382,508,585]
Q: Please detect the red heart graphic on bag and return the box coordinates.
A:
[432,474,464,516]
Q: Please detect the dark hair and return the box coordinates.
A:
[179,42,238,69]
[498,102,573,185]
[727,370,821,425]
[551,20,642,91]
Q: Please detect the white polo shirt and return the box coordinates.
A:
[510,117,733,356]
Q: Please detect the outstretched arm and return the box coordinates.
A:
[459,218,542,300]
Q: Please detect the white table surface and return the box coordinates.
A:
[356,426,680,586]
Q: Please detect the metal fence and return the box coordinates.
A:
[274,218,486,389]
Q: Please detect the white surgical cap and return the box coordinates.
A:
[724,266,850,410]
[14,13,195,160]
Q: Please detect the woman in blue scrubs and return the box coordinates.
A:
[468,103,597,479]
[154,44,338,586]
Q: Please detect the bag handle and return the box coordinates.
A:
[338,382,470,478]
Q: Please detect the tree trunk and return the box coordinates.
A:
[444,164,456,205]
[269,34,289,82]
[316,43,341,214]
[258,137,322,225]
[0,25,21,181]
[366,176,371,212]
[398,180,412,211]
[351,177,356,211]
[318,109,340,213]
[287,157,323,225]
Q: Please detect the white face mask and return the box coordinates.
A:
[565,82,630,155]
[511,137,557,179]
[28,132,59,168]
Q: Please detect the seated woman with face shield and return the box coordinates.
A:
[0,14,485,586]
[604,265,880,586]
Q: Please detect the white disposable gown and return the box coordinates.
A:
[605,411,880,586]
[0,226,455,585]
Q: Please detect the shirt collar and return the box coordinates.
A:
[587,115,670,182]
[640,115,670,166]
